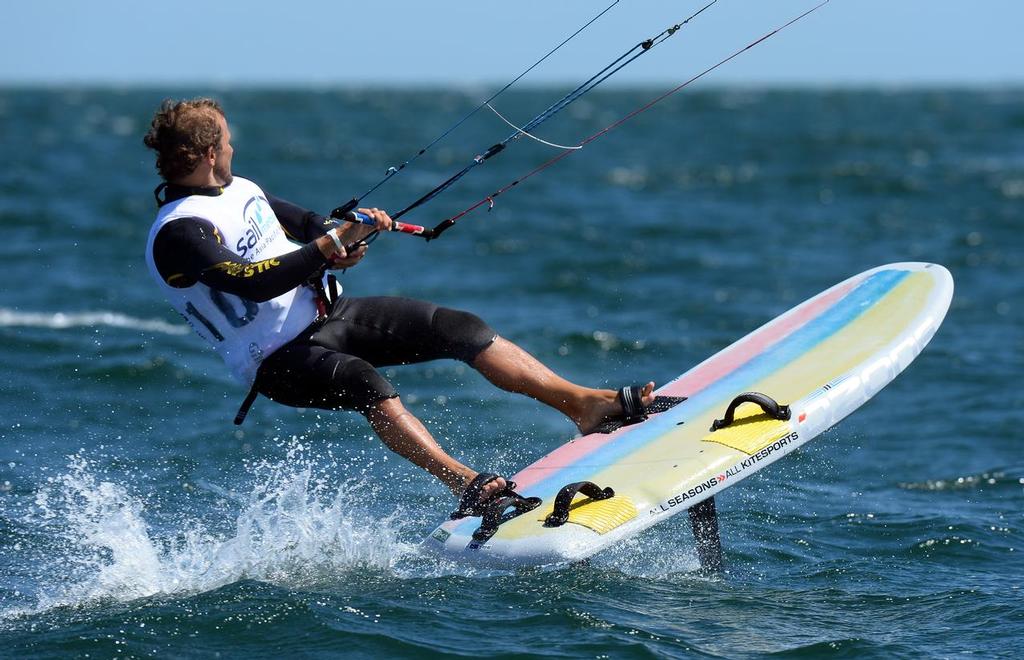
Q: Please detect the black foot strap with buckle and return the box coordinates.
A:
[451,473,509,519]
[710,392,791,432]
[591,385,687,434]
[450,473,543,546]
[470,492,543,545]
[543,481,615,527]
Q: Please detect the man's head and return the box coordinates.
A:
[143,98,233,186]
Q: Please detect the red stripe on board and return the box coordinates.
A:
[511,276,861,488]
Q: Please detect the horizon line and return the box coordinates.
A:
[2,79,1023,92]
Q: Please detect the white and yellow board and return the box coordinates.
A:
[426,263,954,567]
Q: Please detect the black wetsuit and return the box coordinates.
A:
[152,182,496,412]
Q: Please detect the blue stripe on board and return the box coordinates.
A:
[452,268,910,536]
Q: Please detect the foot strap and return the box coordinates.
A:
[543,481,615,527]
[591,385,687,434]
[710,392,790,432]
[451,473,509,519]
[619,384,647,418]
[470,492,542,546]
[450,473,543,546]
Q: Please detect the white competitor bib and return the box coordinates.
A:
[145,177,320,384]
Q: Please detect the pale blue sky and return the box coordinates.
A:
[3,1,1021,87]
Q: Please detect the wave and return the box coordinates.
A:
[3,447,420,619]
[0,308,189,335]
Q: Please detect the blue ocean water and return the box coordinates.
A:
[0,86,1021,657]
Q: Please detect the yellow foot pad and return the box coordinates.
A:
[702,403,792,455]
[536,494,637,534]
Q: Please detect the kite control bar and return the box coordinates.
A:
[329,206,435,241]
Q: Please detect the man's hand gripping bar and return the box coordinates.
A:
[330,208,433,243]
[344,210,429,236]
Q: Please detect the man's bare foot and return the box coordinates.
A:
[574,382,656,435]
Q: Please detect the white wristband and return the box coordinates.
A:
[327,229,346,256]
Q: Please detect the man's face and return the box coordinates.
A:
[212,113,234,186]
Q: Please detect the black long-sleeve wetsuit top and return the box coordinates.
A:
[151,183,339,302]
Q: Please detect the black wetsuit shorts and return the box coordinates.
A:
[253,296,497,412]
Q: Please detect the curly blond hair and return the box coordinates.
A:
[143,98,225,181]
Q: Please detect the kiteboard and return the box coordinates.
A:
[425,263,953,568]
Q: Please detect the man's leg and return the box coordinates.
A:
[363,396,506,498]
[256,339,506,499]
[472,336,654,435]
[306,297,651,436]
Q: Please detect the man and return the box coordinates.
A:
[143,97,654,511]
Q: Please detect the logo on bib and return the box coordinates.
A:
[237,196,279,258]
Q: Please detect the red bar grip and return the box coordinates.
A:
[344,211,425,236]
[392,221,426,235]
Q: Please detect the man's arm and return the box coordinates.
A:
[266,193,339,242]
[266,193,384,246]
[152,217,332,302]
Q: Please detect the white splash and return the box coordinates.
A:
[10,452,418,617]
[0,308,188,335]
[591,531,703,579]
